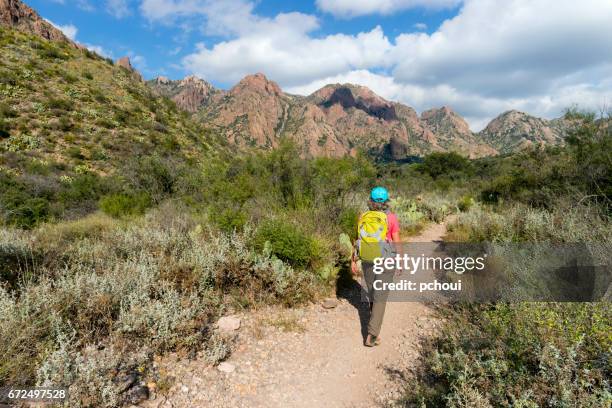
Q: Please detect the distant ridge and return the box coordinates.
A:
[149,73,570,159]
[0,0,75,45]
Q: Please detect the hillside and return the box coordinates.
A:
[0,0,72,43]
[0,25,223,227]
[478,110,568,154]
[149,74,570,159]
[150,74,489,158]
[421,106,498,157]
[147,75,221,113]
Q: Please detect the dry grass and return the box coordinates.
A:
[0,208,322,406]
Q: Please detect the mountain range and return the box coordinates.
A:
[148,73,570,158]
[2,0,571,162]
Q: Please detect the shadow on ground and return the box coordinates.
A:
[335,263,370,343]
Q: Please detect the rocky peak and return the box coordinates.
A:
[179,75,215,92]
[483,110,547,134]
[155,76,170,85]
[421,106,471,134]
[147,74,220,113]
[421,106,499,158]
[115,56,142,81]
[116,56,134,71]
[173,75,218,113]
[478,110,566,154]
[314,84,398,121]
[231,73,283,96]
[0,0,73,44]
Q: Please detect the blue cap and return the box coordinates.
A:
[370,186,389,203]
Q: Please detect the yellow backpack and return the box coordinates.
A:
[357,211,389,262]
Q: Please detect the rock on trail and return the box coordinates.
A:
[142,220,452,408]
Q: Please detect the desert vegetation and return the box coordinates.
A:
[2,108,609,406]
[397,111,611,407]
[1,23,610,408]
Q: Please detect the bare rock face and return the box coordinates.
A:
[421,106,497,158]
[116,56,134,70]
[196,79,496,159]
[200,73,290,149]
[478,110,567,154]
[0,0,73,44]
[217,316,241,333]
[172,75,217,113]
[145,71,564,159]
[115,56,143,82]
[147,75,221,113]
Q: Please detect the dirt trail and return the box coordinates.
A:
[144,219,453,408]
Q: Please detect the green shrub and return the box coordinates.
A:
[66,146,83,159]
[46,98,72,111]
[0,102,17,118]
[457,195,475,212]
[213,207,247,233]
[58,116,73,132]
[254,219,315,268]
[122,155,178,202]
[25,160,50,175]
[38,45,69,60]
[113,109,130,125]
[0,69,18,86]
[83,49,98,60]
[338,207,359,238]
[0,118,9,138]
[99,193,151,218]
[60,173,108,204]
[60,71,78,84]
[401,303,612,407]
[90,88,107,103]
[419,152,473,180]
[4,196,50,229]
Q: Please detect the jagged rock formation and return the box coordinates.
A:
[0,0,73,44]
[148,76,569,159]
[115,56,143,82]
[147,75,221,113]
[199,73,290,149]
[478,110,567,154]
[421,107,497,157]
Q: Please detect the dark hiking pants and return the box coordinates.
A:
[362,262,393,337]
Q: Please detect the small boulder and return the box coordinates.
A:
[217,362,235,373]
[217,316,241,333]
[117,373,138,393]
[322,298,338,309]
[125,385,149,404]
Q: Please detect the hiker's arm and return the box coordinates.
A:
[350,246,359,276]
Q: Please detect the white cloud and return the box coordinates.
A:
[413,22,427,30]
[183,25,393,87]
[391,0,612,97]
[157,0,612,129]
[84,44,113,58]
[316,0,462,18]
[131,54,147,69]
[45,18,112,58]
[106,0,132,18]
[45,19,78,40]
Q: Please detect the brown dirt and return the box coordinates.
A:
[142,219,453,408]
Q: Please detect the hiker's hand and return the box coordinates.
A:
[351,259,359,276]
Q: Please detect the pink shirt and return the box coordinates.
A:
[386,212,400,241]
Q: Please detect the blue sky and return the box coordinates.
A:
[31,0,612,130]
[33,0,459,81]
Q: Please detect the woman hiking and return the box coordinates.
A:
[351,186,400,347]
